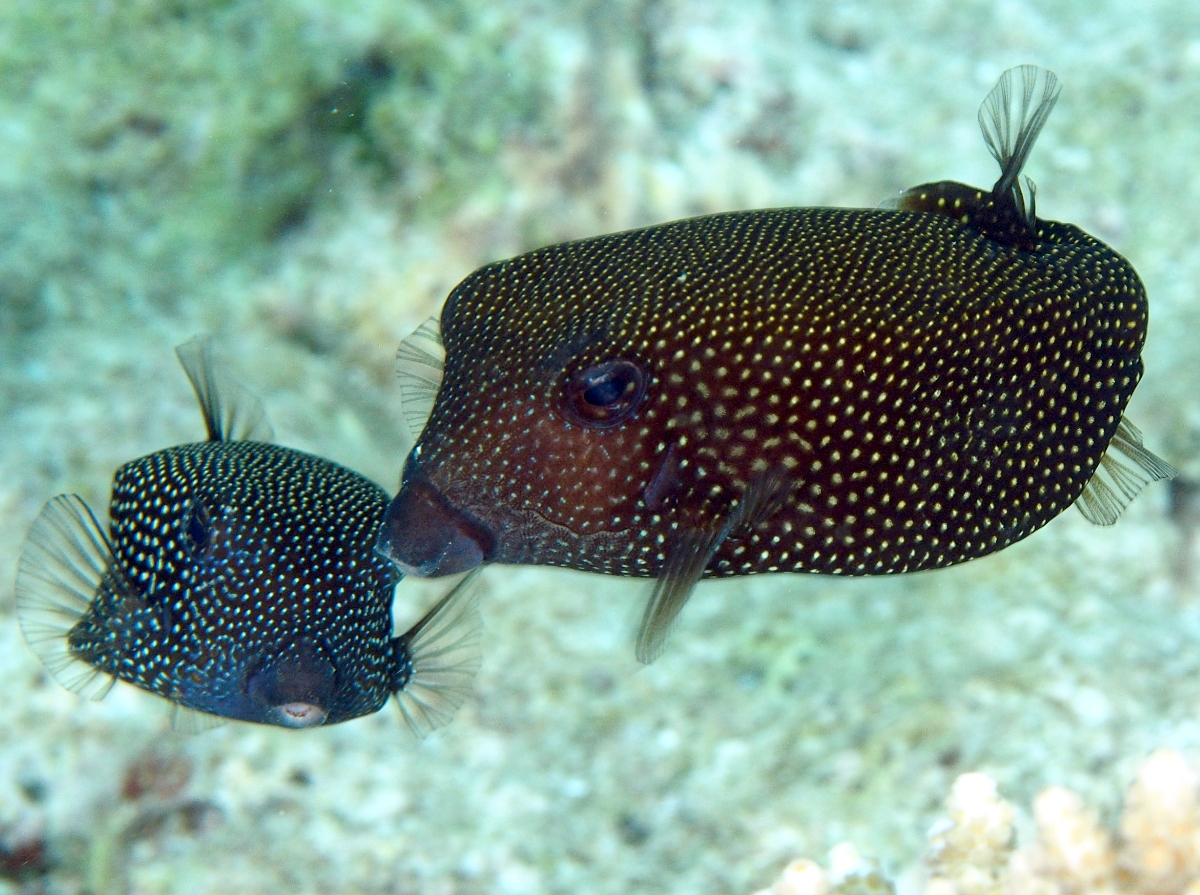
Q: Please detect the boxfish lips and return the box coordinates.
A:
[245,639,337,728]
[376,477,496,577]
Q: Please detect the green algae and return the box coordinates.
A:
[0,0,547,333]
[339,4,548,214]
[0,0,322,328]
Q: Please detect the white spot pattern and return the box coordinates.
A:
[411,203,1146,580]
[71,440,400,724]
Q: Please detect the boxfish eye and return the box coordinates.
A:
[183,500,210,552]
[561,359,647,428]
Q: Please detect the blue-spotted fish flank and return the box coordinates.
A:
[377,65,1175,663]
[16,339,481,732]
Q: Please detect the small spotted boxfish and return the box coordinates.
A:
[16,339,481,731]
[377,65,1175,663]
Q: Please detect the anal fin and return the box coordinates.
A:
[170,705,228,734]
[1076,415,1176,525]
[635,524,729,666]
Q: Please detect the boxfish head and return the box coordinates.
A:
[376,289,661,579]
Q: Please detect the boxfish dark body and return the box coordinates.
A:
[17,339,480,730]
[377,66,1174,662]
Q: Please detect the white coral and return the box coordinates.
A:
[750,858,827,895]
[926,772,1016,895]
[1118,749,1200,895]
[751,842,890,895]
[752,749,1200,895]
[1008,786,1117,895]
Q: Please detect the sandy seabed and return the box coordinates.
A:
[3,1,1200,892]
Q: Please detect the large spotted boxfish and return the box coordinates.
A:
[376,65,1175,663]
[16,338,480,731]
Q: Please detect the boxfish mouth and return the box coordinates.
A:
[246,638,335,728]
[376,476,495,577]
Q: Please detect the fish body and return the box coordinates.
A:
[377,66,1174,662]
[17,339,479,731]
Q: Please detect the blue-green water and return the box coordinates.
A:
[3,1,1200,892]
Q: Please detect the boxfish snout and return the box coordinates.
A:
[246,638,336,728]
[377,477,495,577]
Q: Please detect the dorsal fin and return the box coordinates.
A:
[1076,416,1177,525]
[978,64,1060,228]
[883,67,1060,249]
[174,337,273,443]
[395,317,446,441]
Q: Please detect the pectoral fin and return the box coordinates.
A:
[635,469,790,664]
[395,317,445,441]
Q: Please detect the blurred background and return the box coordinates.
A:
[3,0,1200,892]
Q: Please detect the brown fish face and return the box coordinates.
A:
[378,341,667,577]
[378,475,496,576]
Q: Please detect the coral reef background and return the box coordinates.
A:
[756,749,1200,895]
[3,0,1200,892]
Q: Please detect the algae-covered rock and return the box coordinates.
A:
[0,0,547,332]
[0,0,322,327]
[335,3,548,212]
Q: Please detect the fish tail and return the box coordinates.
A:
[1075,415,1177,525]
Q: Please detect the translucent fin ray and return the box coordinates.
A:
[635,524,726,666]
[979,65,1060,202]
[635,469,791,664]
[175,336,273,443]
[1076,416,1177,525]
[395,317,445,441]
[16,495,119,700]
[393,569,484,737]
[170,704,228,733]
